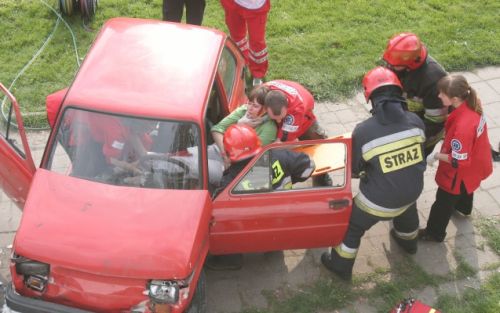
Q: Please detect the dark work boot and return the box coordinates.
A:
[320,251,352,281]
[418,228,445,243]
[390,229,417,255]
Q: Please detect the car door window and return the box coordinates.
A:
[218,47,237,102]
[232,143,347,194]
[0,97,26,157]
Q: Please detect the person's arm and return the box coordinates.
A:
[280,110,306,142]
[351,125,364,177]
[429,121,475,168]
[210,105,247,134]
[211,131,230,168]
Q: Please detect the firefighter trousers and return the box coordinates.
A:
[220,0,269,78]
[330,201,419,275]
[425,182,473,241]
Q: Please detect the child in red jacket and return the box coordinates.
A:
[420,74,493,242]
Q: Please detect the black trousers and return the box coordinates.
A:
[331,201,419,275]
[425,182,474,241]
[163,0,206,25]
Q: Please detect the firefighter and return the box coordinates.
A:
[263,79,331,186]
[208,123,315,270]
[419,75,493,242]
[220,0,270,86]
[321,67,426,281]
[383,32,448,157]
[213,124,315,197]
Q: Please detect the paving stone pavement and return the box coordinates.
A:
[1,67,499,312]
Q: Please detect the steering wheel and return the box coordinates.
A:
[139,153,190,175]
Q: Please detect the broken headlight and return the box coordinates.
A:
[148,280,179,304]
[12,253,50,292]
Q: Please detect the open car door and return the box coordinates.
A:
[210,136,352,255]
[0,83,36,208]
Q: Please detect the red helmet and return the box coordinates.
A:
[383,32,427,70]
[223,124,262,162]
[362,66,402,101]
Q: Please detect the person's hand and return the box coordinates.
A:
[426,151,439,167]
[222,154,231,170]
[426,140,443,167]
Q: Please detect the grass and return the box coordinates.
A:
[435,272,500,313]
[1,0,499,127]
[237,250,498,313]
[477,217,500,255]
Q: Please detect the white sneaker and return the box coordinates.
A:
[252,78,263,86]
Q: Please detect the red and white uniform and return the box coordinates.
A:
[436,102,493,194]
[220,0,270,78]
[88,115,152,163]
[265,80,316,141]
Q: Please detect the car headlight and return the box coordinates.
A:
[148,280,179,304]
[11,253,50,292]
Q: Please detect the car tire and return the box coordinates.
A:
[186,269,206,313]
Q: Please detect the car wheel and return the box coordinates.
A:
[186,269,206,313]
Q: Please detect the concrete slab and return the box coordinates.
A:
[470,81,499,105]
[475,66,500,81]
[488,78,500,94]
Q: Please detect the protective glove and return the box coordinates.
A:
[426,151,439,167]
[426,140,443,167]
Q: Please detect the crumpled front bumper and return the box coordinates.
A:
[3,284,92,313]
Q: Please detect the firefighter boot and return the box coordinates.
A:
[321,249,353,281]
[390,229,417,254]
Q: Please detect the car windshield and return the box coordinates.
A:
[46,108,202,190]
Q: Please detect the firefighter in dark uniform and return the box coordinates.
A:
[383,32,447,157]
[321,67,426,281]
[213,124,315,197]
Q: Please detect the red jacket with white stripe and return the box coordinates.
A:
[265,80,316,141]
[435,102,493,194]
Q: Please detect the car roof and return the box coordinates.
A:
[64,17,226,122]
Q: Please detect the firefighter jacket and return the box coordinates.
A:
[213,149,314,197]
[435,102,493,195]
[270,150,315,189]
[265,80,316,142]
[352,95,426,218]
[396,56,447,146]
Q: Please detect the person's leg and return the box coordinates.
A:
[455,182,473,216]
[391,203,419,254]
[163,0,184,22]
[321,203,379,280]
[184,0,206,25]
[421,187,460,242]
[244,10,269,80]
[220,0,249,61]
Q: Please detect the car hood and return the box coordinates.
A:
[15,169,212,279]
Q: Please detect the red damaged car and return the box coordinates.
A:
[0,18,352,313]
